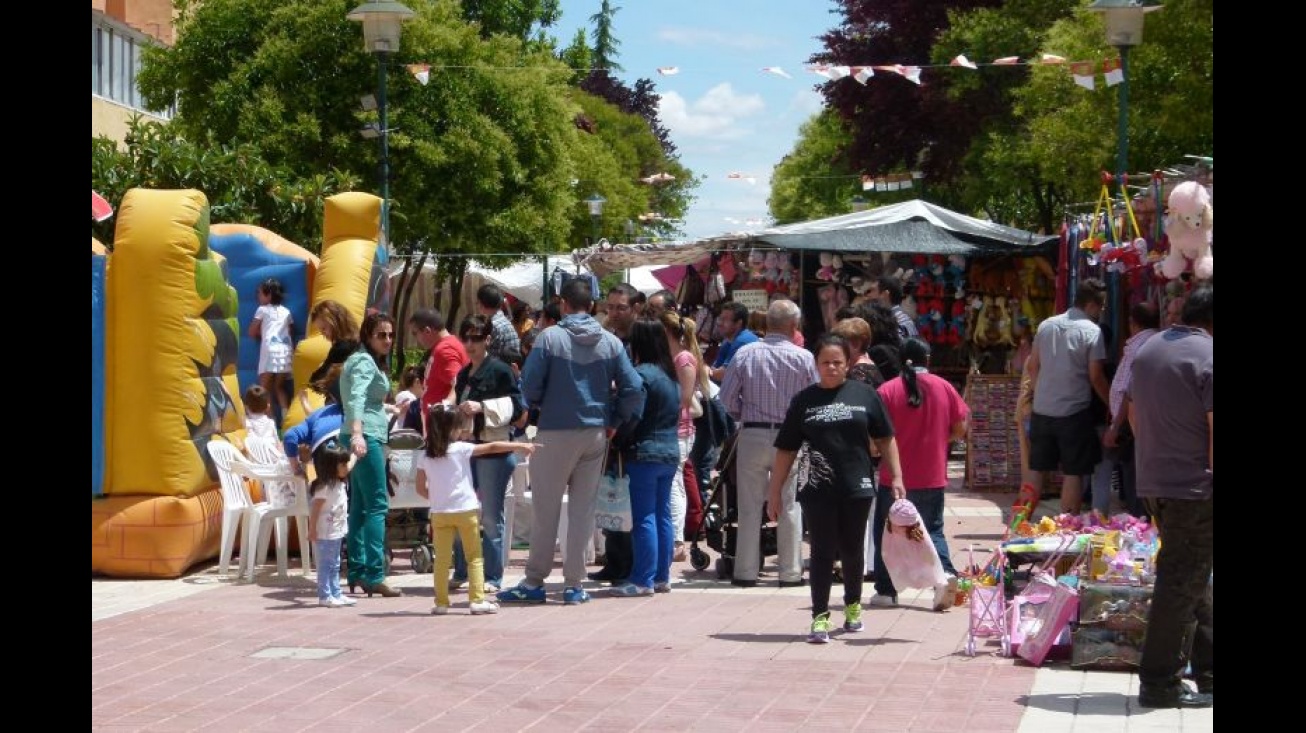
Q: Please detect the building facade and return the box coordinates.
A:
[91,0,176,143]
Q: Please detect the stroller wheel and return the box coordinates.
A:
[410,545,434,574]
[690,547,710,571]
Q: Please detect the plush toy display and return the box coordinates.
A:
[1159,181,1213,280]
[817,252,835,280]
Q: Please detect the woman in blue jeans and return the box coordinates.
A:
[610,318,682,597]
[449,314,524,594]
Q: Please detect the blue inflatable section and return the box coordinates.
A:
[92,255,106,497]
[209,231,312,405]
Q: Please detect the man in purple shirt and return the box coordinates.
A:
[720,299,818,587]
[1127,283,1212,709]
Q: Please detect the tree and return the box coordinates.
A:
[91,117,359,248]
[460,0,560,41]
[769,110,860,224]
[589,0,623,72]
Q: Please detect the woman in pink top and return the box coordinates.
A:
[659,310,709,561]
[872,338,970,610]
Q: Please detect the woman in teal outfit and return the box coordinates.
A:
[342,312,402,597]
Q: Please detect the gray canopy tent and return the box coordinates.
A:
[576,199,1056,276]
[747,199,1057,254]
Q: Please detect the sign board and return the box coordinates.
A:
[731,288,769,312]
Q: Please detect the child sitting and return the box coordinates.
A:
[880,499,957,612]
[243,385,280,444]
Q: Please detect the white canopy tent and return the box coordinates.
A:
[388,256,664,315]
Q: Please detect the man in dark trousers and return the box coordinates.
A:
[1127,283,1212,709]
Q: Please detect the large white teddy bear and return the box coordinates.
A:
[1159,181,1213,280]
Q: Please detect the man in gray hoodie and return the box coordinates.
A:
[497,277,645,606]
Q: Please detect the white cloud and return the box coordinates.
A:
[655,26,775,51]
[658,84,765,140]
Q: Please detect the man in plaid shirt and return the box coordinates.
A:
[477,283,521,362]
[719,299,818,587]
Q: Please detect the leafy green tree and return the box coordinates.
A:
[460,0,560,41]
[557,27,594,85]
[769,110,860,224]
[91,117,359,248]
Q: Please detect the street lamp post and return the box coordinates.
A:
[585,193,607,246]
[348,1,415,251]
[1085,0,1162,356]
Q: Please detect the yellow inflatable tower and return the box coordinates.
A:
[92,189,243,578]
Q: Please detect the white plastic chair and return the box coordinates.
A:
[206,440,276,579]
[243,436,313,581]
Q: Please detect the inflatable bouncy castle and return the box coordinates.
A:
[209,224,319,403]
[91,191,389,578]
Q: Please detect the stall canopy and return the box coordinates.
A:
[576,199,1056,276]
[749,199,1057,255]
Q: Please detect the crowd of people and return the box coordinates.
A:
[249,268,1211,709]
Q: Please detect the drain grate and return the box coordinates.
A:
[250,646,349,660]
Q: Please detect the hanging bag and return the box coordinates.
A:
[594,449,633,532]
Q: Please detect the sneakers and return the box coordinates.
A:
[843,602,864,632]
[319,597,351,608]
[562,586,591,605]
[654,582,671,594]
[610,583,654,597]
[484,582,500,594]
[497,582,547,604]
[807,613,833,644]
[332,595,357,607]
[933,575,959,612]
[869,593,898,608]
[448,578,467,591]
[431,605,449,615]
[470,600,500,615]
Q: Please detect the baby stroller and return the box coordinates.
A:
[965,547,1010,657]
[692,431,779,579]
[384,429,434,574]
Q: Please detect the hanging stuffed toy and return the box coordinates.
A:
[817,252,835,280]
[705,259,727,305]
[775,255,794,292]
[748,249,767,282]
[1159,181,1213,280]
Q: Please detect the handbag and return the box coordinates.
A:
[594,451,633,532]
[693,381,730,447]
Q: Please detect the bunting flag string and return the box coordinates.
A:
[397,56,1129,92]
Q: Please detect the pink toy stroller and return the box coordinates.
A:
[965,547,1010,657]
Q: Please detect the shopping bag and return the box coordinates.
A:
[594,453,633,532]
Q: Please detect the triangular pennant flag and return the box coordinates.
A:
[407,63,431,85]
[861,174,874,191]
[92,190,114,222]
[853,66,875,84]
[1071,62,1096,90]
[761,66,792,79]
[1041,54,1067,65]
[1103,58,1124,86]
[901,65,922,85]
[993,56,1020,65]
[656,66,680,76]
[828,65,852,80]
[807,64,836,80]
[950,54,978,70]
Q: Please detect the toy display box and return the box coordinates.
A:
[1070,582,1153,670]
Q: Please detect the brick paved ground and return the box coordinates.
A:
[92,462,1212,732]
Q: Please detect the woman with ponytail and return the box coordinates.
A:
[870,338,971,611]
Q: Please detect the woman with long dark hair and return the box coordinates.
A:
[610,318,682,597]
[872,337,969,611]
[341,312,402,598]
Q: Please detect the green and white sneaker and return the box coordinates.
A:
[843,602,864,632]
[807,612,833,644]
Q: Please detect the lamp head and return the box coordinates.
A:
[347,1,415,54]
[585,193,607,218]
[1085,0,1163,48]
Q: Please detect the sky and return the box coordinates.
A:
[552,1,841,242]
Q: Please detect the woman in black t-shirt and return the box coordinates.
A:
[768,333,905,643]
